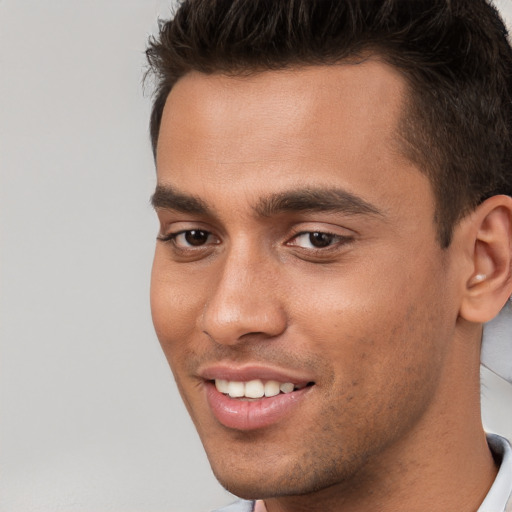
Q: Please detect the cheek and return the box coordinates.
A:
[150,251,205,365]
[286,252,451,392]
[294,290,448,456]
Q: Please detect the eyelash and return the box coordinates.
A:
[287,231,353,251]
[157,229,219,248]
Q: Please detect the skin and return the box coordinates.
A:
[151,62,500,512]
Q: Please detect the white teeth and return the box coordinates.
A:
[214,378,298,398]
[279,382,294,394]
[245,379,265,398]
[215,379,229,394]
[264,380,280,397]
[228,381,245,398]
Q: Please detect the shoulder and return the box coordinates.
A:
[212,500,255,512]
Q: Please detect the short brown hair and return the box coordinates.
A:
[146,0,512,247]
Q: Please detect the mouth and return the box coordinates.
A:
[200,368,316,430]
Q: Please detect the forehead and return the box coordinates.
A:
[156,61,428,220]
[158,61,406,161]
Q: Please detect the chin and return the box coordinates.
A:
[214,474,294,501]
[208,451,346,501]
[207,453,297,499]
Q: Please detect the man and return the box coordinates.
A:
[146,1,512,511]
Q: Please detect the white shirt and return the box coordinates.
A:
[478,434,512,512]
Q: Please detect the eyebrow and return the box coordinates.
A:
[254,188,383,218]
[151,185,210,215]
[151,184,383,218]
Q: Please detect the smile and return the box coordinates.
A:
[214,378,309,399]
[203,375,315,430]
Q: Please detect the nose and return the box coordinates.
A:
[201,248,287,345]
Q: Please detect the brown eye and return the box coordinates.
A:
[308,232,335,248]
[159,229,218,248]
[287,231,351,251]
[184,230,210,246]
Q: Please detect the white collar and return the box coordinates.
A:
[478,435,512,512]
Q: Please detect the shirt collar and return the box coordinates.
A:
[478,434,512,512]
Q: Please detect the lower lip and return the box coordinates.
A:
[205,382,312,431]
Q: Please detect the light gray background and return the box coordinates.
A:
[1,1,511,511]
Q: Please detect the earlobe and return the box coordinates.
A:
[459,195,512,324]
[467,273,487,286]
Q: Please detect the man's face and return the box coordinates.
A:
[151,62,462,498]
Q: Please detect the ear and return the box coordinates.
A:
[459,195,512,323]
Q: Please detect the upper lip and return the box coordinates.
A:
[198,363,315,386]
